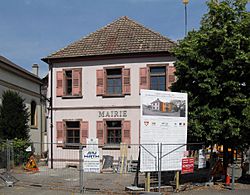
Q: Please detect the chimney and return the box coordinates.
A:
[32,64,39,76]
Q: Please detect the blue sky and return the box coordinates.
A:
[0,0,209,77]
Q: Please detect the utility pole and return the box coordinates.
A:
[182,0,189,36]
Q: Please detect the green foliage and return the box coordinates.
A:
[12,138,32,166]
[0,90,30,140]
[172,0,250,148]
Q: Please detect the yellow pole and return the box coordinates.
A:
[145,172,150,192]
[176,171,180,192]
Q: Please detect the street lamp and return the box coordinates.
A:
[182,0,189,36]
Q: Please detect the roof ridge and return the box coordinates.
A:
[44,16,176,60]
[47,16,130,58]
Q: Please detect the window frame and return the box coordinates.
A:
[147,64,169,91]
[104,119,122,145]
[104,66,124,97]
[64,70,73,96]
[30,100,37,128]
[65,120,81,146]
[106,68,123,96]
[57,68,82,98]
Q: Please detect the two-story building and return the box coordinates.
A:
[43,16,177,168]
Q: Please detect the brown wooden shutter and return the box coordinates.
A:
[56,121,64,146]
[122,68,131,95]
[56,71,63,96]
[80,121,88,145]
[96,121,104,145]
[122,120,131,144]
[72,69,82,96]
[139,67,149,91]
[96,69,104,96]
[167,66,176,91]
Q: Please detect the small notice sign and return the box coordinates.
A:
[181,157,194,174]
[83,138,100,173]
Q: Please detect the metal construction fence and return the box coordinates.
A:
[0,140,233,193]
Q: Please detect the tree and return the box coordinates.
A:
[0,90,30,140]
[172,0,250,170]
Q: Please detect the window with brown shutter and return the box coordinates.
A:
[96,121,104,145]
[80,121,89,145]
[56,71,63,96]
[56,68,82,98]
[139,67,149,91]
[56,121,65,147]
[122,120,131,144]
[96,67,131,97]
[140,65,176,92]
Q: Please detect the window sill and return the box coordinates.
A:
[102,144,131,150]
[61,95,83,99]
[102,94,125,98]
[30,126,38,130]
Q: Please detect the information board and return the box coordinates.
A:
[140,89,188,172]
[83,138,100,173]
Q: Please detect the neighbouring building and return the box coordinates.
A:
[0,56,46,154]
[42,16,177,168]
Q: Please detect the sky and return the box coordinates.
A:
[0,0,210,77]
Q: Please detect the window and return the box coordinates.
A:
[140,65,176,92]
[65,70,73,95]
[66,121,80,144]
[96,120,131,145]
[56,120,88,147]
[106,68,122,95]
[96,67,130,96]
[150,67,166,91]
[106,121,122,144]
[56,69,82,97]
[31,101,37,127]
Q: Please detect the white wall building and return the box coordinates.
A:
[0,56,46,154]
[43,16,177,168]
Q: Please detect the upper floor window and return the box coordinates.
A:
[106,68,122,95]
[31,101,37,127]
[65,70,73,95]
[56,69,82,97]
[140,64,176,92]
[96,67,130,97]
[150,67,166,91]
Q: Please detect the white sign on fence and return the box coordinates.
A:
[140,89,188,172]
[198,149,206,169]
[83,138,100,173]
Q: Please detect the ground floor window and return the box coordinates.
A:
[106,121,122,144]
[66,121,80,144]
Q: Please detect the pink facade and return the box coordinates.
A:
[43,16,177,168]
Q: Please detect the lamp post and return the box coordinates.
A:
[182,0,189,36]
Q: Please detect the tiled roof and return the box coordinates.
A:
[44,16,176,60]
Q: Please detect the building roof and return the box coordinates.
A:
[151,98,162,104]
[0,56,42,84]
[43,16,176,62]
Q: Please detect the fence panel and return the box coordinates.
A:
[1,141,216,194]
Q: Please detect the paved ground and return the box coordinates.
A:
[0,166,249,195]
[1,185,250,195]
